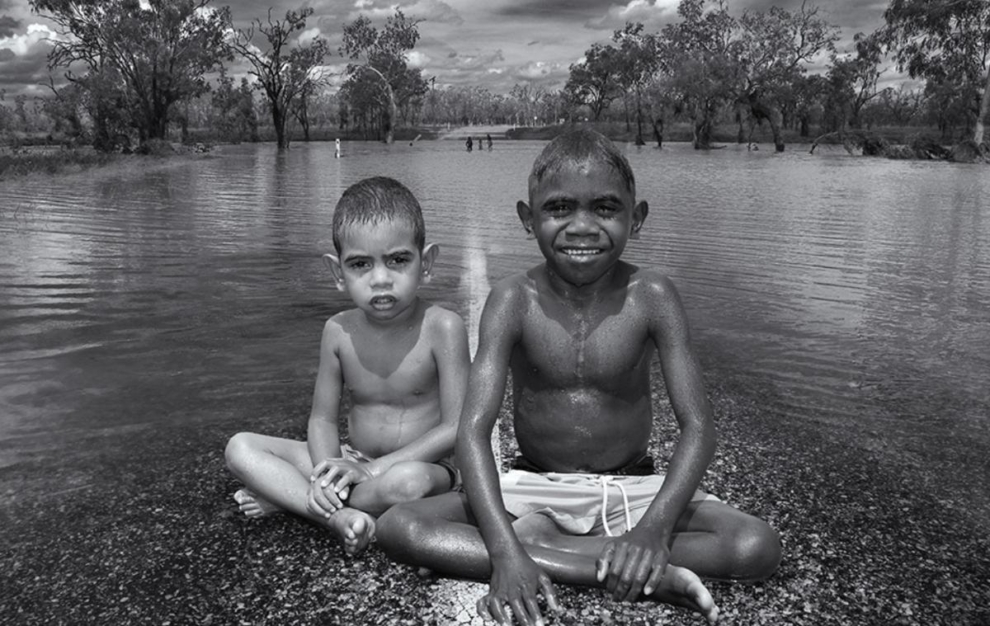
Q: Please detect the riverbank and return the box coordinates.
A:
[0,142,219,181]
[2,369,987,625]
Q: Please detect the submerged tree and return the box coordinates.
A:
[229,7,330,150]
[735,2,839,151]
[340,9,427,144]
[659,0,740,149]
[31,0,230,147]
[883,0,990,149]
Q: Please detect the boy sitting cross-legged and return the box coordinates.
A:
[225,176,470,556]
[376,131,781,624]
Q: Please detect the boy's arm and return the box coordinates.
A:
[361,310,470,476]
[599,275,716,601]
[459,281,558,626]
[307,319,344,471]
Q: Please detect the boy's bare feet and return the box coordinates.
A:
[328,507,377,556]
[233,489,280,518]
[647,564,719,624]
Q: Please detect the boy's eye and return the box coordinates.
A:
[388,256,410,267]
[544,203,570,215]
[348,260,370,270]
[597,204,620,215]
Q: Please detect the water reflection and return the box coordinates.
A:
[1,141,987,510]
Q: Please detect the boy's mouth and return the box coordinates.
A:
[370,295,397,309]
[561,246,604,258]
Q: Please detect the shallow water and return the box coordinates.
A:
[1,139,987,511]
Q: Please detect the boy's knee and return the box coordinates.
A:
[730,520,782,581]
[224,432,256,473]
[377,462,435,505]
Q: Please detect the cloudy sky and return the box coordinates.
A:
[0,0,893,100]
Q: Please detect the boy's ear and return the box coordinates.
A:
[322,254,347,291]
[630,201,649,239]
[419,243,439,285]
[516,201,536,239]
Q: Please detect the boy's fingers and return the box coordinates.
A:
[607,543,629,592]
[310,460,328,481]
[476,597,493,622]
[539,576,560,612]
[596,543,615,582]
[510,597,533,626]
[523,594,543,626]
[643,561,666,597]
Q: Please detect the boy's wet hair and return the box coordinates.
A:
[529,129,635,196]
[332,176,425,253]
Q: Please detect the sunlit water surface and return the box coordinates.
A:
[1,140,987,512]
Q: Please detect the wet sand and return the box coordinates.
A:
[2,374,988,625]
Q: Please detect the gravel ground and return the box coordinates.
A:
[2,373,988,626]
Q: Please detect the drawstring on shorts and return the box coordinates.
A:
[599,476,633,537]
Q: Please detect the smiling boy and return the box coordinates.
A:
[377,130,781,625]
[225,176,469,556]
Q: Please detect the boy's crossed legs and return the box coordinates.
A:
[225,432,454,555]
[377,490,780,623]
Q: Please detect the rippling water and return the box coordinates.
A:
[1,140,988,508]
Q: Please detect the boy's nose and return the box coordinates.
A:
[370,265,392,286]
[566,210,598,236]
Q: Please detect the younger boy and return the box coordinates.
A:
[377,131,781,624]
[226,176,470,556]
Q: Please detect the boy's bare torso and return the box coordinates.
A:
[507,263,662,473]
[331,300,443,458]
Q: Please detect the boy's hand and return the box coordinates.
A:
[596,528,671,602]
[477,554,559,626]
[305,481,339,519]
[311,458,374,501]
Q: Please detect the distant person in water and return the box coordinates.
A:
[486,133,493,151]
[376,129,781,624]
[334,138,341,158]
[225,176,470,556]
[466,136,473,152]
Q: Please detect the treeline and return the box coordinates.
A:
[1,0,987,155]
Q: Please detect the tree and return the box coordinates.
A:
[659,0,740,149]
[736,2,839,151]
[613,23,661,142]
[31,0,230,146]
[564,42,624,121]
[823,31,886,131]
[229,7,330,150]
[884,0,990,147]
[340,9,426,144]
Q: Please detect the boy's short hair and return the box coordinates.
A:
[332,177,426,253]
[529,129,636,197]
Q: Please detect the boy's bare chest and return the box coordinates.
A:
[338,334,437,400]
[517,308,652,385]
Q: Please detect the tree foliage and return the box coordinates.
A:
[229,7,330,150]
[340,9,427,143]
[883,0,990,145]
[31,0,230,148]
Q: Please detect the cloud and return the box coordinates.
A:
[344,0,463,25]
[0,23,57,56]
[0,14,20,38]
[297,26,321,46]
[583,0,680,31]
[405,49,430,68]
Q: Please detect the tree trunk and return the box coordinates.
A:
[973,64,990,146]
[272,105,289,150]
[768,106,785,152]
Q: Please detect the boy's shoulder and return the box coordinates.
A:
[420,300,466,336]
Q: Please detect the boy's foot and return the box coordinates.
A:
[646,564,719,624]
[233,489,280,518]
[327,507,376,556]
